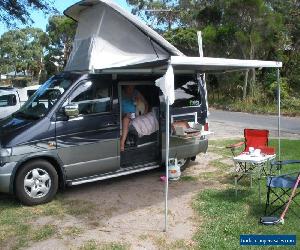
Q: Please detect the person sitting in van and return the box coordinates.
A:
[120,85,148,151]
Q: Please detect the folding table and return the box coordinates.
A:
[233,153,276,204]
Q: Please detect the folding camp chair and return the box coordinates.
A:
[227,128,275,157]
[227,129,276,179]
[265,160,300,218]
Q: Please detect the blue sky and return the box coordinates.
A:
[0,0,131,35]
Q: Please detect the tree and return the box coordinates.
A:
[126,0,181,31]
[0,0,56,27]
[164,28,198,56]
[222,0,280,98]
[127,0,299,103]
[268,0,300,92]
[46,15,77,73]
[0,28,48,81]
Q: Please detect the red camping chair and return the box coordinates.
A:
[227,129,276,196]
[227,129,275,156]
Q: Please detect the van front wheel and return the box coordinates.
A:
[15,160,58,206]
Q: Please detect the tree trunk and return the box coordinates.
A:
[251,68,256,97]
[243,70,249,100]
[249,39,256,97]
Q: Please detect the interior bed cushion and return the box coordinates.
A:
[131,111,159,137]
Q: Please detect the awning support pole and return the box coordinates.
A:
[197,31,209,115]
[277,68,281,160]
[164,97,169,232]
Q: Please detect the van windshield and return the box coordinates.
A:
[15,76,76,119]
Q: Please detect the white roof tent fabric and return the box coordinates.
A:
[64,0,183,71]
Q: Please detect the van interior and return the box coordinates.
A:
[119,81,161,168]
[118,73,204,169]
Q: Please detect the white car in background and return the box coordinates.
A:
[0,85,40,119]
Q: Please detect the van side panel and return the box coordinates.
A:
[56,113,120,180]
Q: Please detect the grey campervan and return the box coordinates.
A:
[0,0,210,205]
[0,72,208,205]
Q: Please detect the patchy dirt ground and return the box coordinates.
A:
[22,151,223,250]
[6,116,294,250]
[14,119,287,250]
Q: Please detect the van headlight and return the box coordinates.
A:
[0,148,12,157]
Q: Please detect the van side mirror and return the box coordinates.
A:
[64,104,79,118]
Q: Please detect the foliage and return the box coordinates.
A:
[267,78,289,100]
[0,0,299,107]
[0,15,77,84]
[0,0,56,27]
[0,28,47,81]
[45,15,77,74]
[164,28,198,56]
[127,0,299,109]
[127,0,180,30]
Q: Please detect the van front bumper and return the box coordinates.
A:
[0,162,17,193]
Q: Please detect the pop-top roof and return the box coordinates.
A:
[64,0,183,71]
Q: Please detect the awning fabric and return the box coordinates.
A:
[170,56,282,72]
[155,65,175,105]
[64,0,183,71]
[154,56,282,105]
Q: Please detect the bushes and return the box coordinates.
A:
[266,78,289,101]
[210,97,300,116]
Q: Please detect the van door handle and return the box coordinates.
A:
[106,122,117,126]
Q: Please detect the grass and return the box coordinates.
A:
[193,139,300,249]
[0,195,97,249]
[79,240,129,250]
[31,224,57,241]
[1,138,299,249]
[180,175,198,182]
[63,226,84,237]
[152,236,194,250]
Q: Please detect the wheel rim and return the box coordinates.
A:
[177,158,187,169]
[24,168,51,199]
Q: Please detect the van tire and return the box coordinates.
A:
[15,160,58,206]
[178,158,191,172]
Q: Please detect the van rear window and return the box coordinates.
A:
[173,76,201,108]
[0,94,17,107]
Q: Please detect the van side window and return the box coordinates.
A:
[0,94,17,107]
[69,80,111,115]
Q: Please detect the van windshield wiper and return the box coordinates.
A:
[13,111,40,120]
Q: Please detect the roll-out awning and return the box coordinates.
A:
[170,56,282,72]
